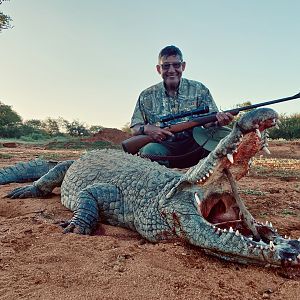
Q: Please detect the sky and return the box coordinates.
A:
[0,0,299,129]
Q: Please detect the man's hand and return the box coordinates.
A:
[143,124,174,142]
[216,112,234,126]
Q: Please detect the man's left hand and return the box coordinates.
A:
[216,112,234,126]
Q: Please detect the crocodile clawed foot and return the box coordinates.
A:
[62,220,92,235]
[6,185,48,199]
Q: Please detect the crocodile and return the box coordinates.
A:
[1,107,300,268]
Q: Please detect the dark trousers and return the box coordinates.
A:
[140,135,209,168]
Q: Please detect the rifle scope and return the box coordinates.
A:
[160,105,209,123]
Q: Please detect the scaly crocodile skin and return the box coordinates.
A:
[2,108,300,268]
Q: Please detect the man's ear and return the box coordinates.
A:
[181,61,186,71]
[156,64,162,75]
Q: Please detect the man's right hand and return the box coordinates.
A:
[132,124,174,142]
[142,124,174,142]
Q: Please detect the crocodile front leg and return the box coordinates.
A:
[6,161,74,198]
[63,183,123,235]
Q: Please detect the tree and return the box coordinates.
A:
[42,118,61,136]
[0,1,12,33]
[24,119,44,130]
[0,102,23,138]
[269,113,300,140]
[0,102,22,127]
[63,120,90,136]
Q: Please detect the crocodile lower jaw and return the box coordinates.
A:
[194,191,300,267]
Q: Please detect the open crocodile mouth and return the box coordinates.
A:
[193,190,300,267]
[197,191,258,239]
[168,108,300,266]
[190,108,281,242]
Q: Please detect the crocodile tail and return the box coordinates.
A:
[0,159,59,185]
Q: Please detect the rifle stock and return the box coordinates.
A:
[122,110,240,154]
[122,135,153,155]
[122,92,300,155]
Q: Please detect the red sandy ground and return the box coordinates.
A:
[0,130,299,300]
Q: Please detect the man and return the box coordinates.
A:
[130,45,234,167]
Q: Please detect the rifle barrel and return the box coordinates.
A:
[227,92,300,113]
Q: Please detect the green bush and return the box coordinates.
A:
[268,113,300,140]
[20,132,51,142]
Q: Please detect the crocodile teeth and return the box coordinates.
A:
[277,119,281,125]
[194,193,201,205]
[209,169,213,174]
[262,146,271,155]
[298,238,300,241]
[265,221,269,226]
[297,254,300,259]
[269,241,276,251]
[255,129,262,138]
[226,153,234,164]
[235,230,240,236]
[206,173,210,178]
[275,124,280,129]
[269,222,273,228]
[229,227,233,233]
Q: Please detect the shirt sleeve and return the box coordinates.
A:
[130,96,146,128]
[205,88,219,113]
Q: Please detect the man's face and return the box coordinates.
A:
[156,55,186,90]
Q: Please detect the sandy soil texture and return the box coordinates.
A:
[0,136,299,300]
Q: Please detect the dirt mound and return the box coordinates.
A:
[82,128,132,145]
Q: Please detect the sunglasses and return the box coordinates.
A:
[160,62,183,70]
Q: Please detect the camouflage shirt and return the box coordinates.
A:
[130,78,219,127]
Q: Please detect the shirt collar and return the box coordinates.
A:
[162,78,184,96]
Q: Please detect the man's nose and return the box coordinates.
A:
[168,64,176,72]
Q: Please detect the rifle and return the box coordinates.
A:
[122,92,300,155]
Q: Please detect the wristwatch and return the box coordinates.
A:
[138,125,145,135]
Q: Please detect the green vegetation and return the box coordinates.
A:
[252,165,300,179]
[0,152,13,159]
[0,1,12,33]
[1,100,299,144]
[268,113,300,140]
[280,209,298,217]
[0,101,125,144]
[241,189,266,196]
